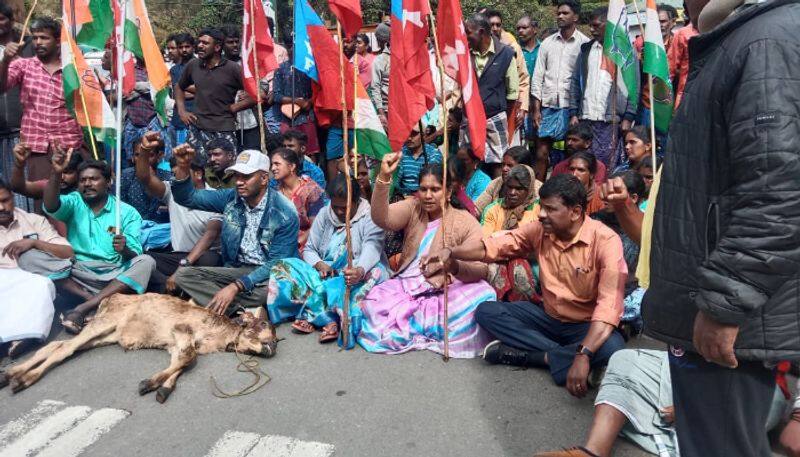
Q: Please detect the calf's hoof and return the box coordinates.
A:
[138,379,156,396]
[156,386,173,403]
[0,372,8,390]
[10,379,27,394]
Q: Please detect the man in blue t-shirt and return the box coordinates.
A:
[166,33,195,156]
[397,127,442,196]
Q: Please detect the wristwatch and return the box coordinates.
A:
[576,345,595,359]
[179,258,191,267]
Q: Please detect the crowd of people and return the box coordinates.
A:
[1,0,799,456]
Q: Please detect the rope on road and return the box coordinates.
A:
[210,328,272,398]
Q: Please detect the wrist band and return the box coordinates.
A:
[375,176,392,185]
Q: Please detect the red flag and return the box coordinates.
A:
[306,25,355,127]
[329,0,362,38]
[436,0,486,159]
[387,0,436,150]
[242,0,279,100]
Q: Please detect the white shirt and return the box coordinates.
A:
[162,182,223,253]
[582,42,613,121]
[531,29,589,109]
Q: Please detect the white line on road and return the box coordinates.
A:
[205,431,261,457]
[0,400,65,446]
[0,405,92,457]
[37,408,130,457]
[205,432,334,457]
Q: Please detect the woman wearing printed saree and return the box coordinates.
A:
[480,165,541,303]
[475,146,543,216]
[359,153,497,358]
[266,174,389,345]
[270,148,325,251]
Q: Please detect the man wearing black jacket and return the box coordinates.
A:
[602,0,800,455]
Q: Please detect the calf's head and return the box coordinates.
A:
[227,316,278,358]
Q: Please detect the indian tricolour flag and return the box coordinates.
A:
[122,0,171,125]
[643,0,674,133]
[354,80,391,161]
[62,0,117,142]
[604,0,639,107]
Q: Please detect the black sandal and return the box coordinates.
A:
[61,311,85,335]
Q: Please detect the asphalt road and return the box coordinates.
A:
[1,323,653,457]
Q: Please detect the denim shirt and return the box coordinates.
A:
[171,176,300,291]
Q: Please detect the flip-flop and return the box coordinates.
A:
[291,320,314,334]
[318,323,339,344]
[60,311,85,335]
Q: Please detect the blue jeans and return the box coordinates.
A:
[475,300,625,385]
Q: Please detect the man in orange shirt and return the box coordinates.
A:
[433,174,627,397]
[667,11,699,110]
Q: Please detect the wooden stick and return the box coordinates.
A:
[247,0,267,153]
[17,0,38,46]
[427,11,450,362]
[336,22,353,350]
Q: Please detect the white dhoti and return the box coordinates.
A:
[0,268,56,342]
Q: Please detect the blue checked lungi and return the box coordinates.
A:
[538,107,570,141]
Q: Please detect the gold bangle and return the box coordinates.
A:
[375,175,392,185]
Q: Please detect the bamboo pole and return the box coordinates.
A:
[114,0,125,233]
[631,0,658,169]
[16,0,37,46]
[336,22,353,349]
[427,10,450,362]
[247,0,266,154]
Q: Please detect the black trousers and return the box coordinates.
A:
[669,349,775,457]
[146,250,222,293]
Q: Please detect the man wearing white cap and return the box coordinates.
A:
[170,144,300,315]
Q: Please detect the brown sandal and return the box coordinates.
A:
[291,319,315,334]
[318,323,339,344]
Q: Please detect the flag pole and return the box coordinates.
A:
[248,0,267,153]
[631,0,658,169]
[336,21,353,350]
[427,10,450,362]
[114,0,125,234]
[17,0,38,46]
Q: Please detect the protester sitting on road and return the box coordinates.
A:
[270,129,326,191]
[439,174,627,395]
[397,126,443,197]
[567,152,604,215]
[135,132,223,294]
[171,146,298,316]
[203,137,237,189]
[591,171,645,335]
[266,174,389,346]
[10,141,82,235]
[633,155,656,210]
[44,152,156,334]
[270,147,325,252]
[456,147,491,202]
[359,154,496,357]
[551,122,607,184]
[475,146,541,215]
[0,178,73,359]
[613,126,652,174]
[534,349,795,457]
[481,164,540,303]
[119,140,172,223]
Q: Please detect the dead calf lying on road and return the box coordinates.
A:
[0,293,278,403]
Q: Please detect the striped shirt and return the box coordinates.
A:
[5,57,83,154]
[398,143,442,195]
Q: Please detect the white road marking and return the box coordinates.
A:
[0,406,92,457]
[205,431,261,457]
[0,400,65,446]
[205,432,334,457]
[0,400,129,457]
[37,408,130,457]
